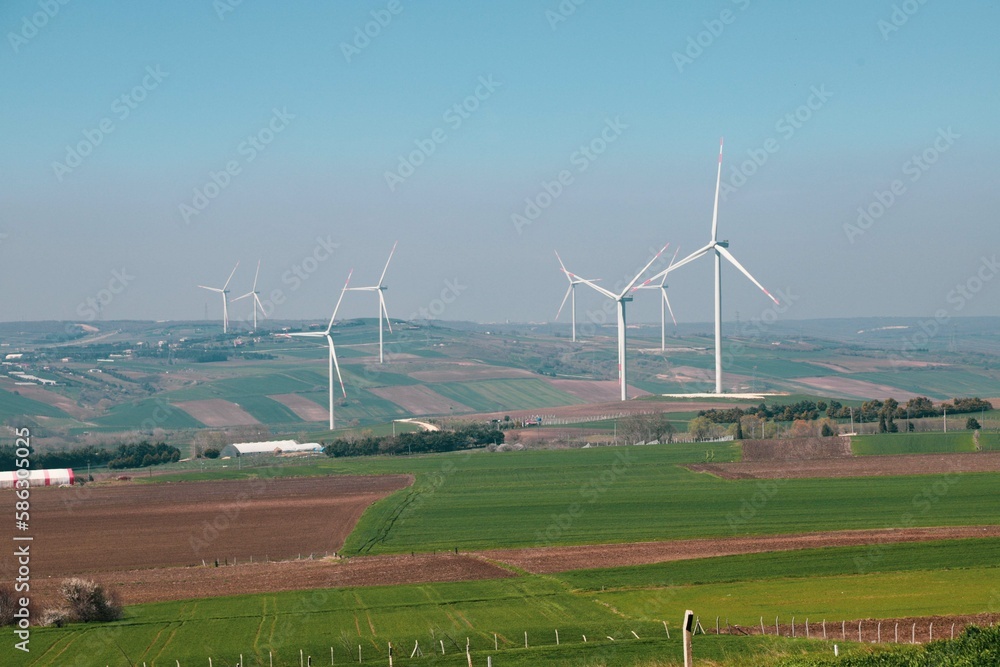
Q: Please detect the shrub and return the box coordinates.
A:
[59,578,123,622]
[203,447,221,459]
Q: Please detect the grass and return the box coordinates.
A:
[850,432,975,456]
[597,566,1000,627]
[89,397,204,429]
[0,386,70,421]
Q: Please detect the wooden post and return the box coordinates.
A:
[555,629,559,645]
[823,620,827,640]
[582,635,587,643]
[929,623,933,642]
[877,622,881,643]
[842,620,846,640]
[806,618,809,639]
[524,631,528,649]
[951,623,955,640]
[494,633,498,651]
[631,630,640,640]
[858,620,862,643]
[300,649,304,667]
[716,616,720,634]
[776,616,780,636]
[332,647,334,665]
[440,640,445,655]
[683,610,694,667]
[388,642,393,667]
[358,644,362,663]
[895,623,899,643]
[792,616,795,638]
[912,623,916,644]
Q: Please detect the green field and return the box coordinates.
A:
[0,387,70,421]
[431,378,584,412]
[850,432,976,456]
[90,397,205,429]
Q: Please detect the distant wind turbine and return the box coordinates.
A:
[641,138,779,394]
[558,244,670,401]
[198,261,239,334]
[634,246,679,351]
[345,242,397,364]
[280,270,353,430]
[554,252,602,343]
[232,259,267,331]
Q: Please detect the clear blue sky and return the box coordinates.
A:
[2,0,998,326]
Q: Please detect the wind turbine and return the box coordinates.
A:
[232,259,266,331]
[554,252,601,343]
[642,138,779,394]
[634,246,679,351]
[558,244,670,401]
[198,262,239,334]
[345,242,397,364]
[280,270,353,430]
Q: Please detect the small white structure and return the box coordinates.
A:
[220,440,323,458]
[0,468,75,488]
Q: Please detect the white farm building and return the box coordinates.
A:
[220,440,323,458]
[0,468,75,488]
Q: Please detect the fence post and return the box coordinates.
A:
[555,629,559,645]
[823,620,826,640]
[877,622,881,643]
[792,616,795,638]
[683,610,694,667]
[895,623,898,643]
[776,616,780,636]
[929,623,933,642]
[524,631,528,649]
[806,618,809,639]
[858,620,862,643]
[912,623,916,644]
[760,617,765,635]
[716,616,720,634]
[842,620,846,641]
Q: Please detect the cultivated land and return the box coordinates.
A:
[5,318,1000,665]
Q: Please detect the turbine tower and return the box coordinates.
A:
[554,252,601,342]
[281,270,353,430]
[642,138,779,394]
[198,261,239,334]
[345,242,397,364]
[558,245,670,401]
[634,246,679,351]
[233,259,266,331]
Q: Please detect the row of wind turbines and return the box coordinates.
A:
[554,139,779,400]
[196,140,778,429]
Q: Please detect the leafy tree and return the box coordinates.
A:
[967,417,982,430]
[687,416,713,442]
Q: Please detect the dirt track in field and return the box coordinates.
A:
[689,451,1000,479]
[269,393,329,422]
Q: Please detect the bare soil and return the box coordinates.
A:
[795,376,923,401]
[268,393,329,422]
[690,451,1000,479]
[544,379,650,403]
[175,398,260,426]
[0,475,411,581]
[741,437,852,462]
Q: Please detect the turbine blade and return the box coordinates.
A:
[198,285,223,293]
[711,137,724,242]
[223,261,240,291]
[554,250,571,282]
[377,241,398,286]
[717,246,780,305]
[621,243,670,296]
[379,291,393,334]
[327,269,354,332]
[663,288,677,326]
[252,259,261,291]
[641,243,714,287]
[555,284,573,320]
[660,246,681,286]
[328,337,347,397]
[573,275,617,300]
[232,292,252,302]
[254,294,267,319]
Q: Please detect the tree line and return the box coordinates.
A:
[698,397,992,426]
[0,441,181,471]
[324,422,503,458]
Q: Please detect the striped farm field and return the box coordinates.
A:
[850,432,975,456]
[429,378,584,412]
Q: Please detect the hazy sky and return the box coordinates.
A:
[2,1,998,327]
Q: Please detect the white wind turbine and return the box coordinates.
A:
[554,252,602,343]
[232,259,267,331]
[198,261,239,334]
[281,270,353,430]
[558,244,670,401]
[634,246,680,351]
[641,138,779,394]
[345,242,397,364]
